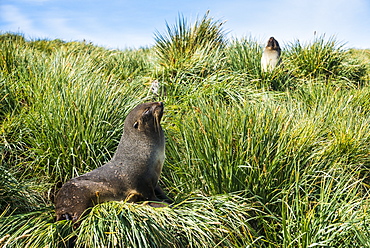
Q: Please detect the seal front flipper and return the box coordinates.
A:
[154,185,173,204]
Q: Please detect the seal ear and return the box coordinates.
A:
[143,108,151,116]
[133,122,139,129]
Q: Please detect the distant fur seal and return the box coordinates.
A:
[150,80,160,96]
[55,102,171,222]
[261,37,281,72]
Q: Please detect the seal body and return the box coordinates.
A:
[55,102,170,222]
[261,37,281,72]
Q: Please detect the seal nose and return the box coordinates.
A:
[151,102,164,113]
[155,102,164,110]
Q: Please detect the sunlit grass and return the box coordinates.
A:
[0,194,264,247]
[154,11,226,78]
[284,35,368,84]
[0,13,370,247]
[280,164,369,247]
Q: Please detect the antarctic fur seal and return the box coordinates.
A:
[261,37,281,72]
[55,102,171,222]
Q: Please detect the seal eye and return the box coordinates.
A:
[133,122,139,129]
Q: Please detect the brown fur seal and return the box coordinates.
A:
[261,37,281,72]
[55,102,171,222]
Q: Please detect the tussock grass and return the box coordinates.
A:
[225,37,262,76]
[0,12,370,247]
[22,71,144,181]
[280,164,369,247]
[284,35,368,83]
[154,12,226,78]
[74,195,262,247]
[0,166,48,214]
[0,194,264,248]
[0,35,150,182]
[0,208,72,248]
[164,84,370,197]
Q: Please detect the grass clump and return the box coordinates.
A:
[0,166,48,214]
[22,76,142,181]
[154,11,226,78]
[280,164,369,247]
[0,194,264,247]
[0,209,72,248]
[74,195,262,247]
[284,35,368,84]
[225,37,262,76]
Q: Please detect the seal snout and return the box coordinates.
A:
[152,102,164,118]
[153,101,164,109]
[267,37,280,50]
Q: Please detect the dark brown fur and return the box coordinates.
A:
[55,102,171,222]
[266,37,281,51]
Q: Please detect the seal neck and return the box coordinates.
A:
[111,129,164,163]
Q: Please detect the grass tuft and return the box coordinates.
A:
[154,11,226,78]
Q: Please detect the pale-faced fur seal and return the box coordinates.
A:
[55,102,171,222]
[150,80,160,96]
[261,37,281,72]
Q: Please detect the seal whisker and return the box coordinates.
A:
[154,114,160,133]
